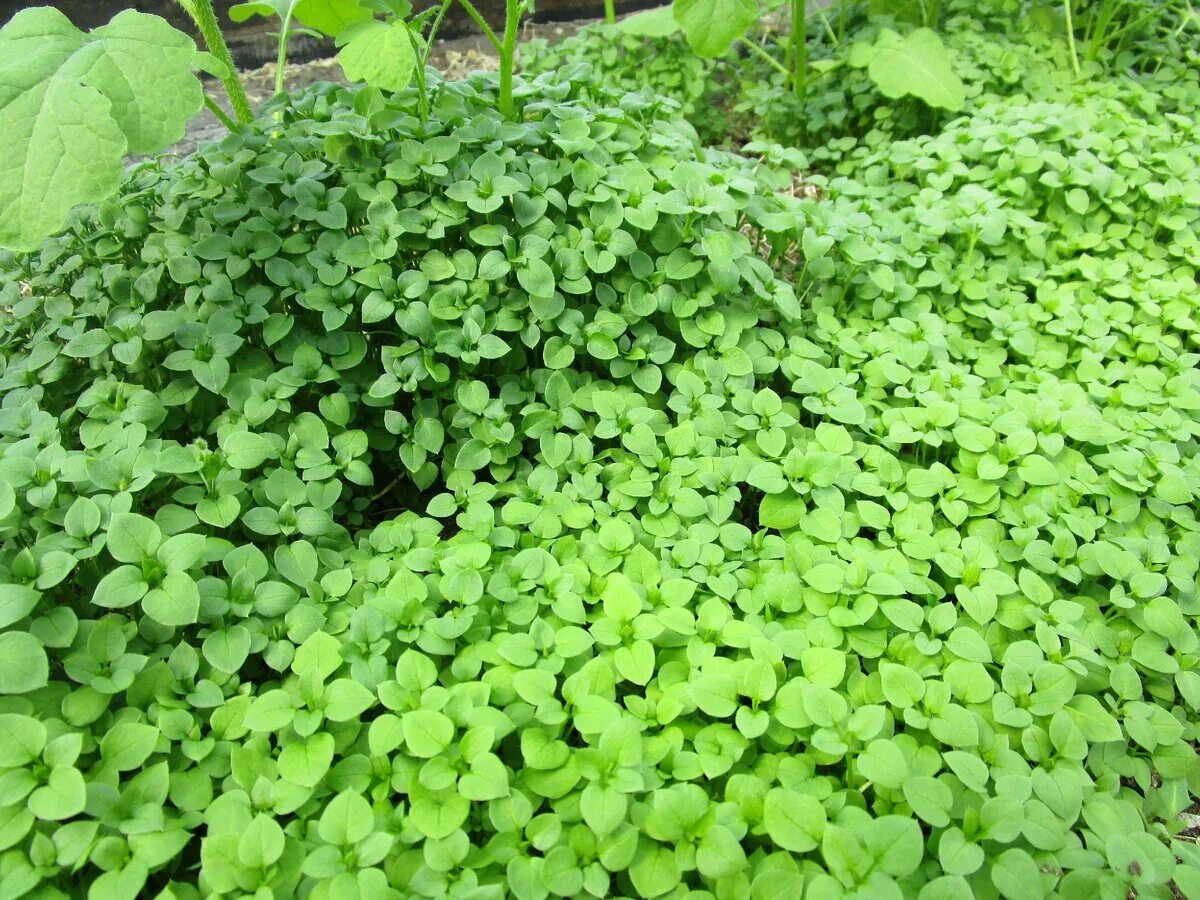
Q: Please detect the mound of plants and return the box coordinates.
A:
[520,21,726,142]
[2,0,1199,898]
[0,69,813,897]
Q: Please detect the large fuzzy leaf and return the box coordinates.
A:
[673,0,758,58]
[0,8,204,250]
[618,5,680,37]
[851,27,966,110]
[230,0,371,36]
[336,18,418,92]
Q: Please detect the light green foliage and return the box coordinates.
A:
[674,0,759,57]
[521,24,721,140]
[336,17,417,91]
[0,8,206,251]
[848,26,966,110]
[231,0,429,97]
[1,8,1200,899]
[229,0,369,31]
[618,5,681,37]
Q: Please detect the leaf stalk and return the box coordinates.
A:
[178,0,254,124]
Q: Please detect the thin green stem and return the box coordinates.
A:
[408,27,429,120]
[817,7,839,46]
[604,0,616,24]
[178,0,253,123]
[739,37,790,84]
[1063,0,1082,77]
[422,2,455,112]
[204,94,238,130]
[458,0,502,49]
[275,9,294,98]
[1096,8,1166,56]
[423,0,454,60]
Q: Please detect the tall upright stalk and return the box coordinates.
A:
[177,0,254,124]
[412,0,455,121]
[498,0,522,118]
[458,0,522,118]
[1063,0,1082,76]
[604,0,616,24]
[274,6,295,98]
[791,0,807,102]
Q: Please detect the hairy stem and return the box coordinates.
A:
[204,94,238,130]
[498,0,522,118]
[424,0,454,59]
[408,27,428,120]
[458,0,502,49]
[178,0,254,123]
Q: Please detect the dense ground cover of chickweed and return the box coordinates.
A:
[1,16,1199,900]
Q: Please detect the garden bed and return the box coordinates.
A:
[0,2,1198,899]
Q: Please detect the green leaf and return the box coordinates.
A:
[857,738,909,790]
[0,714,46,766]
[106,513,161,563]
[92,565,149,610]
[880,661,926,708]
[903,775,953,827]
[202,626,253,674]
[0,584,40,629]
[689,672,737,718]
[762,788,825,852]
[143,572,200,627]
[28,766,86,820]
[324,678,376,721]
[854,28,965,111]
[244,689,296,732]
[403,709,454,757]
[296,0,372,35]
[673,0,758,58]
[318,790,373,845]
[278,732,335,787]
[803,563,844,593]
[938,827,984,876]
[336,19,417,92]
[696,824,746,879]
[458,753,510,801]
[580,783,627,836]
[368,715,405,756]
[100,723,159,771]
[239,813,285,868]
[221,431,275,469]
[0,632,49,694]
[292,630,343,679]
[630,842,681,897]
[801,647,846,688]
[0,8,205,250]
[990,848,1044,899]
[618,6,680,37]
[64,496,102,538]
